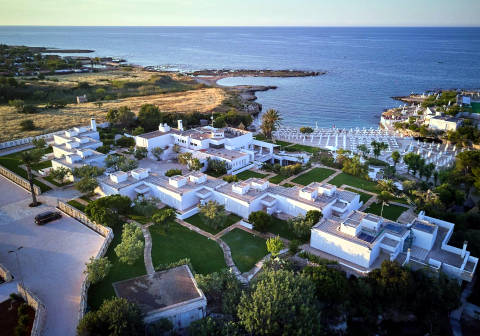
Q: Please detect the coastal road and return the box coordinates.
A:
[0,176,104,336]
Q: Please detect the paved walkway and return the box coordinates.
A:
[0,176,105,336]
[128,220,155,275]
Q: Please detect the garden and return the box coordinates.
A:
[185,212,241,235]
[329,173,379,193]
[236,170,268,180]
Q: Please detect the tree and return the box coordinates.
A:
[206,158,227,176]
[403,152,423,176]
[77,297,144,336]
[75,177,98,195]
[134,147,148,160]
[299,126,314,134]
[151,147,164,161]
[105,155,138,172]
[377,191,393,217]
[114,222,144,265]
[72,165,105,179]
[132,126,144,136]
[9,98,25,112]
[266,236,284,257]
[391,151,400,167]
[237,269,321,336]
[305,210,322,225]
[342,155,367,178]
[433,170,439,187]
[189,158,202,171]
[371,141,388,159]
[288,215,314,241]
[85,195,132,227]
[84,257,112,284]
[152,208,177,234]
[19,149,42,206]
[20,119,35,131]
[199,200,227,230]
[195,269,243,315]
[377,179,396,194]
[165,168,182,177]
[260,109,282,139]
[302,265,348,307]
[248,211,272,232]
[138,104,162,131]
[115,136,135,148]
[357,144,369,158]
[49,167,71,183]
[178,152,193,165]
[32,138,46,149]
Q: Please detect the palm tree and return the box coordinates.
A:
[260,109,282,139]
[391,151,400,168]
[377,179,396,194]
[19,149,42,207]
[377,191,393,217]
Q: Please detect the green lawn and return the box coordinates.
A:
[273,140,293,147]
[80,195,93,203]
[236,170,268,180]
[31,160,52,171]
[149,222,226,275]
[128,214,151,225]
[43,175,70,187]
[268,174,287,184]
[329,173,379,194]
[345,187,373,204]
[87,225,146,310]
[268,217,297,241]
[365,202,407,221]
[185,213,241,235]
[0,150,51,192]
[291,167,336,185]
[67,199,86,212]
[221,228,268,273]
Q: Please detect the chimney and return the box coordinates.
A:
[461,241,468,258]
[177,120,184,131]
[405,248,411,264]
[90,118,97,132]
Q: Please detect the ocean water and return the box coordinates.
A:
[1,26,479,128]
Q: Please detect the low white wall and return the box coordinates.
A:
[17,283,46,336]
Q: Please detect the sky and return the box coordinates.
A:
[1,0,479,27]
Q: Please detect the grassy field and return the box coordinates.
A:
[345,187,373,204]
[291,167,336,186]
[149,222,226,275]
[236,170,268,180]
[365,202,407,221]
[284,144,320,154]
[268,174,287,184]
[87,225,146,310]
[329,173,379,194]
[221,228,268,273]
[0,151,51,192]
[281,183,295,188]
[268,217,297,241]
[0,69,227,142]
[185,213,241,235]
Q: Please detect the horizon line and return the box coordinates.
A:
[1,25,479,28]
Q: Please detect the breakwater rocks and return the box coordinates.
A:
[189,69,324,78]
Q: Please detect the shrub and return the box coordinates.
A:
[206,158,227,176]
[95,144,111,154]
[288,239,301,255]
[248,211,271,232]
[223,174,239,183]
[115,136,135,148]
[199,200,227,230]
[266,236,284,257]
[84,257,112,284]
[134,147,148,159]
[299,126,314,134]
[165,168,182,177]
[20,119,35,131]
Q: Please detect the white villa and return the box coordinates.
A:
[51,119,106,181]
[97,169,361,220]
[135,121,308,174]
[310,210,478,282]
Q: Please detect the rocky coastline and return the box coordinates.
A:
[190,69,324,116]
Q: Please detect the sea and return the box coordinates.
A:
[1,26,479,128]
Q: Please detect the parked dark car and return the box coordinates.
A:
[34,211,61,225]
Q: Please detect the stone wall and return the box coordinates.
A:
[57,200,110,237]
[17,283,46,336]
[56,200,114,321]
[0,166,41,195]
[0,263,13,282]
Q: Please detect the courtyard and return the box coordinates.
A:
[0,176,104,336]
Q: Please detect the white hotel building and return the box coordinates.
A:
[98,169,361,221]
[51,119,106,181]
[310,210,478,282]
[135,121,308,174]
